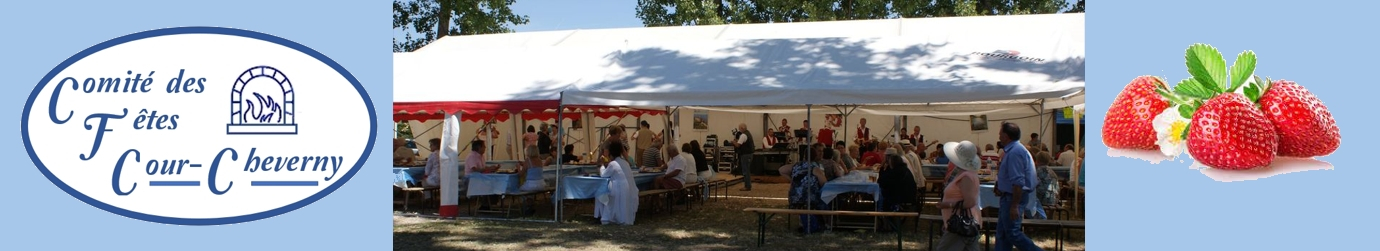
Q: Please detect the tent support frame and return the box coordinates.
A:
[555,93,565,223]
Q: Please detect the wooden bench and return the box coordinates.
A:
[705,179,729,201]
[395,185,440,211]
[743,208,918,250]
[919,215,1084,251]
[1019,218,1084,251]
[469,188,554,218]
[638,189,675,213]
[675,182,704,211]
[716,177,743,198]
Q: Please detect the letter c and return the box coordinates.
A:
[50,77,77,124]
[209,148,236,195]
[113,149,138,195]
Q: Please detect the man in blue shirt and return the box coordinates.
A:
[992,122,1044,251]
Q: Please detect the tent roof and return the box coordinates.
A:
[395,13,1084,116]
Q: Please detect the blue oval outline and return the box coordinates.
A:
[20,27,378,225]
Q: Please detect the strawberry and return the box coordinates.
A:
[1103,76,1172,150]
[1257,80,1339,157]
[1186,93,1277,169]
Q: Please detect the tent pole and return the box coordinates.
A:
[1038,99,1046,147]
[807,104,813,164]
[555,93,565,223]
[831,106,846,145]
[585,111,593,159]
[518,113,525,161]
[487,118,493,162]
[664,106,672,147]
[893,115,900,143]
[671,106,682,146]
[1073,106,1081,217]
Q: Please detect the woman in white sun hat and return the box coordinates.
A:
[935,141,982,251]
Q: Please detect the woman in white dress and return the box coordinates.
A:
[597,140,638,225]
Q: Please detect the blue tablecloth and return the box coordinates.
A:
[467,173,521,196]
[820,181,883,206]
[633,172,663,191]
[544,165,598,176]
[392,167,424,188]
[1049,166,1071,181]
[978,184,999,210]
[922,164,948,180]
[542,167,580,181]
[557,176,611,200]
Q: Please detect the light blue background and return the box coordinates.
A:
[1090,1,1379,250]
[0,1,390,250]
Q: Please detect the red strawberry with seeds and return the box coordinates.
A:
[1187,93,1277,169]
[1257,80,1339,157]
[1103,76,1171,150]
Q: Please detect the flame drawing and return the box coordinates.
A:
[244,92,282,123]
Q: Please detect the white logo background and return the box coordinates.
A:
[26,33,371,220]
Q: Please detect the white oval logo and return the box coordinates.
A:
[21,27,377,225]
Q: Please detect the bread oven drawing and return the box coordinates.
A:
[227,66,297,134]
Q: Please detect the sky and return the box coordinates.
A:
[394,0,644,50]
[508,0,644,32]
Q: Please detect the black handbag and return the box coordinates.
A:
[946,201,980,237]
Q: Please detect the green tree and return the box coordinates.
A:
[396,122,416,139]
[393,0,530,52]
[637,0,1076,26]
[1067,0,1084,13]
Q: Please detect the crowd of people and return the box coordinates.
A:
[771,118,1083,251]
[391,116,1083,247]
[592,122,717,225]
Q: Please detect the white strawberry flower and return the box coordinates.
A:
[1152,106,1190,157]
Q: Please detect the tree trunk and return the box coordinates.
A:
[842,0,853,20]
[436,0,453,39]
[716,0,727,21]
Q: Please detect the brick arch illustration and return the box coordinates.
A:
[227,66,298,134]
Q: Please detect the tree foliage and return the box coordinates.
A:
[393,0,530,52]
[636,0,1077,27]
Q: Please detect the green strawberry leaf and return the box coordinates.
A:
[1174,78,1214,99]
[1185,43,1227,94]
[1228,50,1256,92]
[1244,81,1260,102]
[1156,85,1194,107]
[1245,75,1272,102]
[1177,104,1195,119]
[1180,123,1192,141]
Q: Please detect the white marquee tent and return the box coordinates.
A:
[394,13,1085,221]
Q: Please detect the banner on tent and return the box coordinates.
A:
[1056,107,1086,124]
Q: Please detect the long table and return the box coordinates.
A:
[821,171,882,210]
[633,172,663,191]
[392,167,424,188]
[556,170,663,198]
[467,173,522,196]
[557,176,611,200]
[821,182,882,209]
[922,164,948,180]
[978,184,1000,210]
